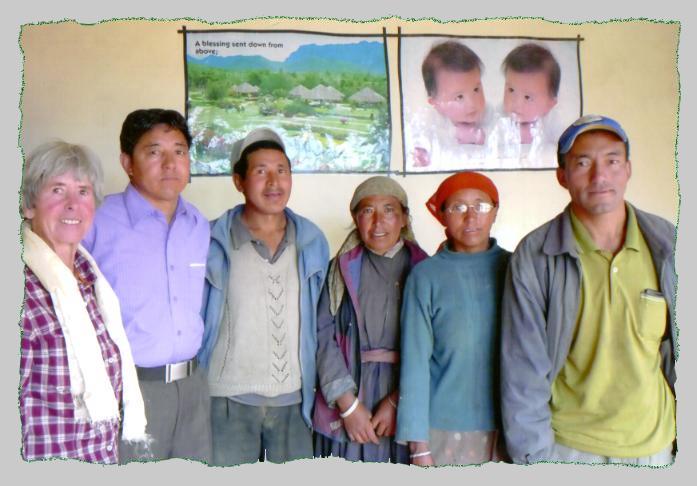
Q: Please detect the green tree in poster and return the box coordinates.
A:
[301,72,320,88]
[206,80,227,102]
[247,71,263,87]
[260,72,293,97]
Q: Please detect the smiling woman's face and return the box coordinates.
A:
[353,195,407,255]
[24,172,96,265]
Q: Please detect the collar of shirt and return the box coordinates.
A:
[365,238,405,259]
[570,203,641,255]
[73,251,97,288]
[123,183,187,227]
[230,210,296,261]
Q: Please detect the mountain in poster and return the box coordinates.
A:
[187,41,385,75]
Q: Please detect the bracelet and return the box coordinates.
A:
[339,397,360,419]
[388,397,397,409]
[409,451,431,459]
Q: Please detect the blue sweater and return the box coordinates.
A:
[396,240,510,442]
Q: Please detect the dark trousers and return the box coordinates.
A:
[210,397,312,465]
[119,367,212,463]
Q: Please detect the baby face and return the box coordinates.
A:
[503,70,557,123]
[429,68,486,127]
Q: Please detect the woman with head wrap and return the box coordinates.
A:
[395,172,510,466]
[313,176,428,463]
[19,141,147,463]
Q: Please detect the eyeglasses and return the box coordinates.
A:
[445,202,495,215]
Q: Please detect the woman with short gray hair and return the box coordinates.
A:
[19,140,147,463]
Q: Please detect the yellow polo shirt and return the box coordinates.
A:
[550,205,675,457]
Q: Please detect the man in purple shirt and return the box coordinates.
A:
[83,109,211,462]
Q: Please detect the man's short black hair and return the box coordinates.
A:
[233,140,290,179]
[120,109,192,156]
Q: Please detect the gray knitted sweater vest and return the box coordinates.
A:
[208,241,301,397]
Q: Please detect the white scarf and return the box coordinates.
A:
[22,223,148,443]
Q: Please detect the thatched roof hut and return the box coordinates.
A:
[349,87,386,103]
[233,82,260,94]
[307,84,344,102]
[290,85,312,99]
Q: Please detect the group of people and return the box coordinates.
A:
[410,40,564,169]
[19,107,677,468]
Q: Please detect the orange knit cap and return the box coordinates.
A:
[426,171,499,226]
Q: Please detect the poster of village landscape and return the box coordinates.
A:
[185,31,390,175]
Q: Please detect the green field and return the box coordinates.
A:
[187,64,390,173]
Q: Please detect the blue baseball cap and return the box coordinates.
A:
[557,114,629,166]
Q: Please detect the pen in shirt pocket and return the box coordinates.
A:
[640,288,665,302]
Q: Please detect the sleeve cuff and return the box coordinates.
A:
[322,376,358,408]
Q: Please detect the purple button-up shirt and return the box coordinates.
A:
[83,184,210,367]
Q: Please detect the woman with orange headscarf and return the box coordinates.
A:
[396,172,510,466]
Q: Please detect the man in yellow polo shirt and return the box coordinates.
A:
[500,114,677,466]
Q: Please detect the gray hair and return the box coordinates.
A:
[22,140,104,211]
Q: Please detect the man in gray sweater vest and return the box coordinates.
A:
[199,128,329,465]
[501,115,677,466]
